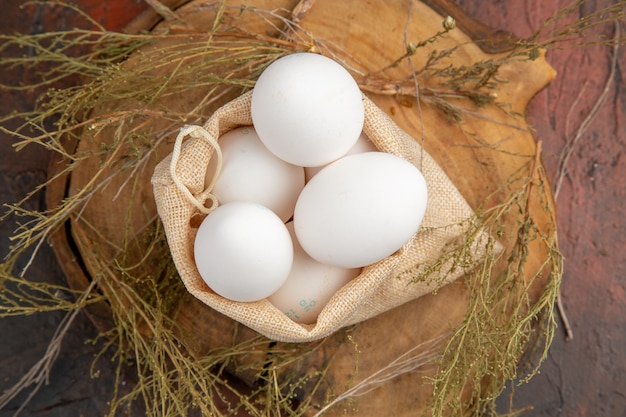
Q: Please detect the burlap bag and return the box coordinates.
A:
[151,90,494,343]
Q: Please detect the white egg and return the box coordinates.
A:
[206,126,304,222]
[251,52,364,167]
[194,202,294,302]
[294,152,428,269]
[304,132,377,182]
[268,222,361,324]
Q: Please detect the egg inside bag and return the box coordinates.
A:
[251,52,365,167]
[193,202,293,303]
[304,132,377,182]
[204,126,304,222]
[268,223,361,325]
[294,152,428,269]
[153,50,493,342]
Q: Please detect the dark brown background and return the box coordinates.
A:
[1,0,624,416]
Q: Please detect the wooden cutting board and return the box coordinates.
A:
[47,0,557,415]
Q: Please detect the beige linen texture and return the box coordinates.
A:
[152,90,493,343]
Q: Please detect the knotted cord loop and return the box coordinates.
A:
[170,124,222,214]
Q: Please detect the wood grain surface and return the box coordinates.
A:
[1,1,624,416]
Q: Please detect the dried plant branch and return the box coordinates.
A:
[144,0,182,23]
[0,279,99,416]
[552,21,621,342]
[404,2,427,169]
[554,22,620,199]
[291,0,317,23]
[526,0,626,50]
[313,334,448,416]
[556,292,574,342]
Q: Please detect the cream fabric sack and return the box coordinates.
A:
[152,90,494,343]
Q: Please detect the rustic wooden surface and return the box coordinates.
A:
[1,0,624,416]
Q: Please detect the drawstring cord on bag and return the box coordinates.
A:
[170,124,222,214]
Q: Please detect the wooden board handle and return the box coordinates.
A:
[422,0,518,53]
